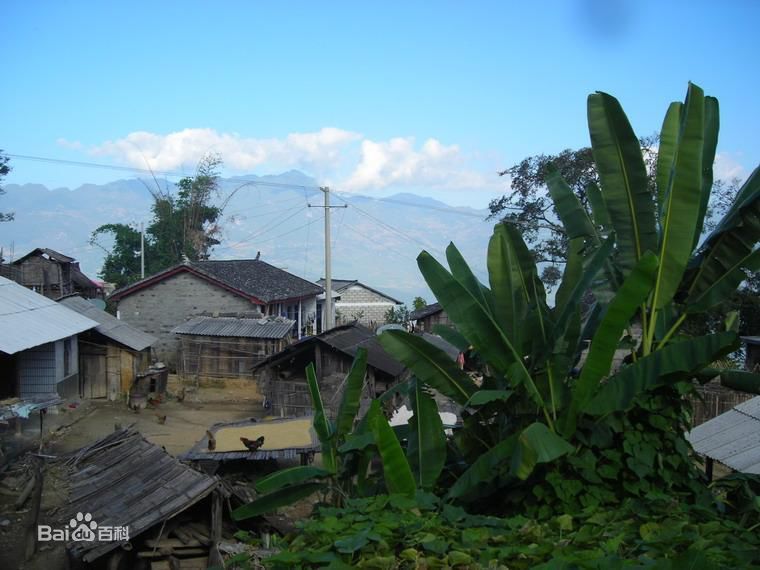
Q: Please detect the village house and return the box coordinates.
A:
[58,295,157,400]
[107,258,323,368]
[316,278,402,329]
[2,248,102,299]
[252,322,407,418]
[172,312,295,388]
[409,302,451,332]
[0,277,97,401]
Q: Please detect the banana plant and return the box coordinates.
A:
[379,82,760,504]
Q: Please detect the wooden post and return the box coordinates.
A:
[706,457,714,482]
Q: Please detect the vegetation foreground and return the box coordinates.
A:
[229,83,760,568]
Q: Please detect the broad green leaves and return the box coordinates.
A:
[368,401,416,497]
[407,381,446,491]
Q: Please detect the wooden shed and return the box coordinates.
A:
[58,296,157,400]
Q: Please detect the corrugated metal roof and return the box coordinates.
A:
[0,277,98,355]
[410,302,443,321]
[687,396,760,474]
[59,296,157,351]
[172,315,295,339]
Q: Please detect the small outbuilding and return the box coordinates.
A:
[409,302,451,333]
[59,295,157,400]
[252,323,407,417]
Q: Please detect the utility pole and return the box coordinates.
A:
[140,222,145,279]
[309,187,347,332]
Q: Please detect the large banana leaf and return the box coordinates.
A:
[513,422,574,480]
[306,363,337,472]
[686,248,760,313]
[684,166,760,308]
[367,400,416,497]
[712,370,760,395]
[446,242,492,313]
[254,466,332,494]
[232,482,323,520]
[447,435,517,501]
[692,96,720,249]
[431,325,470,352]
[406,380,446,491]
[555,238,584,311]
[545,164,596,240]
[651,83,705,310]
[656,102,682,217]
[574,252,658,406]
[378,330,478,406]
[487,224,525,345]
[417,250,541,406]
[586,182,611,232]
[586,331,738,415]
[588,91,657,273]
[334,348,368,440]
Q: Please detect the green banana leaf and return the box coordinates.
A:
[714,370,760,395]
[574,252,658,406]
[465,390,512,407]
[431,325,470,352]
[254,466,332,494]
[586,331,738,415]
[684,166,760,308]
[545,164,596,240]
[367,400,416,497]
[416,250,539,404]
[488,224,526,346]
[306,363,337,472]
[687,248,760,313]
[587,91,657,273]
[446,242,493,313]
[586,182,611,232]
[656,102,682,218]
[334,347,368,440]
[231,482,324,520]
[555,238,584,311]
[447,435,517,501]
[692,96,720,249]
[406,380,446,491]
[378,330,478,406]
[513,422,575,480]
[651,82,705,310]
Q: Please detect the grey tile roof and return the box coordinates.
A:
[172,315,295,339]
[12,247,75,264]
[109,259,323,304]
[687,396,760,474]
[59,428,220,562]
[316,278,403,304]
[59,295,157,351]
[0,277,98,354]
[410,302,443,321]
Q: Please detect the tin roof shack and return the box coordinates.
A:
[687,396,760,480]
[59,295,157,401]
[53,427,227,568]
[9,248,101,300]
[253,323,407,417]
[315,278,402,329]
[0,277,96,404]
[108,259,323,368]
[173,314,295,393]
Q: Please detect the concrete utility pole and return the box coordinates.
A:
[140,222,145,279]
[309,187,347,332]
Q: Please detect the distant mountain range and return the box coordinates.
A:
[0,171,496,304]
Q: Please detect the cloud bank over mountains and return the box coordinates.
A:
[58,128,502,195]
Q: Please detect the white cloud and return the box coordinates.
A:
[713,152,746,182]
[56,138,83,150]
[66,128,500,194]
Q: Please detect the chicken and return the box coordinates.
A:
[240,436,265,452]
[176,387,186,403]
[130,403,140,414]
[156,414,167,425]
[207,430,216,451]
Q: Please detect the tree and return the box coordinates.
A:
[93,154,224,287]
[0,150,14,222]
[412,296,427,311]
[384,305,411,325]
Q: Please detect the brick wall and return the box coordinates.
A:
[117,272,258,366]
[334,285,399,328]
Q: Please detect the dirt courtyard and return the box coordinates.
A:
[47,377,267,457]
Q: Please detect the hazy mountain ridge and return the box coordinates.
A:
[0,172,495,304]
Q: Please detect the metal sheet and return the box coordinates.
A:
[0,277,98,354]
[172,315,295,339]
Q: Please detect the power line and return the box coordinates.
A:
[222,206,309,249]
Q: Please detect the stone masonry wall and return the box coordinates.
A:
[116,272,257,367]
[335,285,399,328]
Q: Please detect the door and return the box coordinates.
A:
[79,345,108,399]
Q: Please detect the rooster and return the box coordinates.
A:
[156,414,167,425]
[240,436,265,452]
[207,430,216,451]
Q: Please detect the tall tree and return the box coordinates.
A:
[93,154,224,287]
[0,150,14,222]
[412,296,427,311]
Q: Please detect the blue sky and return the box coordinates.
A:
[1,0,758,207]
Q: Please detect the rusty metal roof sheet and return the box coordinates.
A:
[0,277,98,354]
[687,396,760,474]
[172,315,295,339]
[59,295,157,351]
[59,427,220,562]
